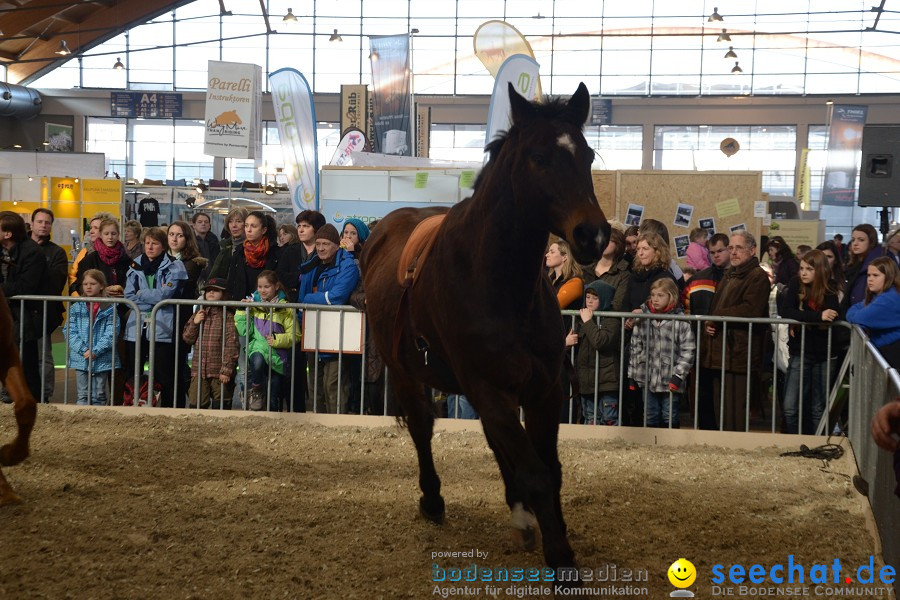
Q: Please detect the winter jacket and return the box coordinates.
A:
[195,231,220,264]
[36,238,68,331]
[206,235,243,282]
[234,290,300,375]
[624,267,677,312]
[551,274,583,310]
[628,303,696,393]
[277,242,315,302]
[773,255,799,287]
[581,257,631,312]
[777,276,843,362]
[700,257,770,373]
[226,240,281,301]
[842,246,886,312]
[574,281,623,394]
[682,263,727,316]
[177,255,209,301]
[298,248,360,307]
[74,247,132,295]
[847,287,900,351]
[65,301,121,372]
[685,241,711,271]
[0,238,50,342]
[123,254,188,343]
[183,305,239,379]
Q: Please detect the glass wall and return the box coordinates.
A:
[30,0,900,96]
[653,125,796,197]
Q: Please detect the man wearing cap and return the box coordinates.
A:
[298,223,360,413]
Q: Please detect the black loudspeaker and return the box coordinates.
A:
[858,125,900,207]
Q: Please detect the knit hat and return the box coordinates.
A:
[343,218,370,242]
[316,224,341,245]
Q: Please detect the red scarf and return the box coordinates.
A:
[243,237,270,269]
[649,300,677,314]
[93,238,126,283]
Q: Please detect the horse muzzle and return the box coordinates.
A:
[571,220,610,264]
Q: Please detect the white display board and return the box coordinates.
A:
[302,309,364,354]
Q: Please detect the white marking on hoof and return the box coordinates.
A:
[556,133,576,156]
[511,502,537,531]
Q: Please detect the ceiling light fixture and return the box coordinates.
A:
[329,29,342,42]
[196,182,208,194]
[264,184,277,196]
[74,177,79,183]
[724,47,737,59]
[369,49,379,61]
[283,8,298,23]
[731,61,743,74]
[708,7,723,22]
[55,40,71,56]
[717,29,731,42]
[113,57,124,70]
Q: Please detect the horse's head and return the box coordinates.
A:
[505,82,610,264]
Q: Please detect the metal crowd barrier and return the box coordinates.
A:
[6,294,896,438]
[561,309,853,433]
[7,295,142,406]
[148,298,387,415]
[845,327,900,585]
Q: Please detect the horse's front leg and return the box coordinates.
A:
[483,428,539,551]
[471,383,576,573]
[391,369,445,524]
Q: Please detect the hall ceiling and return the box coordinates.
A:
[0,0,190,85]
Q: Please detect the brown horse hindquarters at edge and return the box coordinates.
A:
[0,287,38,505]
[360,82,609,577]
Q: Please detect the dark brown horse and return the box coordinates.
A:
[360,83,609,573]
[0,287,37,505]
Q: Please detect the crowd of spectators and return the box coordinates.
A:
[1,206,899,435]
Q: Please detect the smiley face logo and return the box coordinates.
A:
[668,558,697,589]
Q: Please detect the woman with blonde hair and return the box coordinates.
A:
[545,239,584,309]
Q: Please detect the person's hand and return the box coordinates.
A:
[241,297,253,303]
[625,318,635,330]
[218,374,231,384]
[579,307,594,323]
[341,240,355,252]
[871,400,900,452]
[105,285,124,297]
[266,334,276,346]
[822,309,838,322]
[565,332,578,347]
[193,309,206,324]
[83,350,95,359]
[705,322,717,337]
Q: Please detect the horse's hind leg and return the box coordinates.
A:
[392,369,445,524]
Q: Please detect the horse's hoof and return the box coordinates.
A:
[514,525,538,552]
[419,496,445,525]
[511,503,539,551]
[0,442,28,467]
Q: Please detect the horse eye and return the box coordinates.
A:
[531,153,550,168]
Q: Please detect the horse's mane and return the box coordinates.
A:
[472,95,576,194]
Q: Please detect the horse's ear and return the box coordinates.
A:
[508,82,535,125]
[563,82,591,128]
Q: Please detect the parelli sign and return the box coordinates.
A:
[203,60,262,159]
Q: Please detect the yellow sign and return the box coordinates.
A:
[796,148,811,211]
[459,170,475,189]
[768,219,824,249]
[414,172,429,189]
[81,178,122,204]
[715,198,741,218]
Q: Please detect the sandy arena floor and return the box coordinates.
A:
[0,405,891,600]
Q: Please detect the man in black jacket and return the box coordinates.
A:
[191,212,220,264]
[30,208,68,402]
[681,233,730,429]
[0,212,50,401]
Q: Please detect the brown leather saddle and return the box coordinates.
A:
[396,214,446,288]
